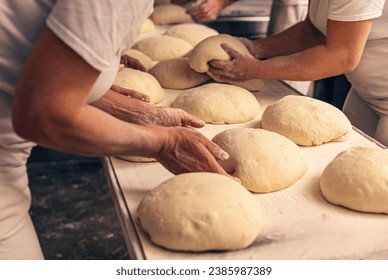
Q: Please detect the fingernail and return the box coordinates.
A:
[220,150,229,160]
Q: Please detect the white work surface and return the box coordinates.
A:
[102,80,388,260]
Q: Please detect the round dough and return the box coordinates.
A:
[150,4,192,25]
[137,172,262,252]
[113,68,165,105]
[261,96,352,146]
[133,35,193,61]
[123,49,154,71]
[164,23,219,46]
[188,34,265,91]
[172,83,260,124]
[320,146,388,214]
[212,128,308,193]
[149,58,211,89]
[140,18,155,35]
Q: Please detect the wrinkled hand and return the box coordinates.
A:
[188,0,229,21]
[208,43,258,82]
[148,106,206,128]
[120,54,147,72]
[156,126,230,175]
[110,84,150,103]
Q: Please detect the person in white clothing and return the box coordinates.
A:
[209,0,388,146]
[0,0,231,259]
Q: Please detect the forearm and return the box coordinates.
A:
[91,90,154,125]
[20,101,166,158]
[250,44,352,81]
[252,18,326,59]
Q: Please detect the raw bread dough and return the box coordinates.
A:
[149,58,211,89]
[212,128,308,193]
[164,23,219,46]
[123,49,154,71]
[140,18,155,35]
[320,146,388,214]
[133,35,193,61]
[150,4,192,25]
[172,83,260,124]
[137,172,262,252]
[261,95,352,146]
[188,34,265,91]
[113,68,165,105]
[117,155,156,163]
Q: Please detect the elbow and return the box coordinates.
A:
[341,57,359,73]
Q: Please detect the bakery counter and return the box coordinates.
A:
[101,80,388,260]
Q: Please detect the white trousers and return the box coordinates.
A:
[0,91,43,259]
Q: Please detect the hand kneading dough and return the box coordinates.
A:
[113,68,165,105]
[149,58,211,89]
[133,35,193,62]
[212,128,308,193]
[137,172,262,252]
[123,49,154,71]
[150,4,192,25]
[320,147,388,214]
[172,83,260,124]
[261,96,352,146]
[164,23,219,46]
[188,34,265,91]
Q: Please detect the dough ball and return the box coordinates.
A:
[150,4,192,25]
[261,96,352,146]
[212,128,308,193]
[133,35,193,61]
[113,68,165,105]
[172,83,260,124]
[123,49,154,71]
[320,147,388,214]
[149,58,211,89]
[137,172,262,252]
[140,18,155,35]
[188,34,265,91]
[164,23,219,46]
[117,156,156,163]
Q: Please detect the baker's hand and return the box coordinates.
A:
[188,0,230,21]
[208,43,258,81]
[156,126,230,175]
[147,106,206,128]
[120,54,147,72]
[110,84,150,103]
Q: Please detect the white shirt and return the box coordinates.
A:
[309,0,388,115]
[0,0,153,102]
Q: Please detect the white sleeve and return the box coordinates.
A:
[327,0,385,22]
[46,0,153,72]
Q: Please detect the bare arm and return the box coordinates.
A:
[12,27,229,175]
[210,19,373,81]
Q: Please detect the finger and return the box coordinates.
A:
[202,139,229,161]
[220,43,240,59]
[209,59,228,70]
[110,85,151,102]
[181,112,205,128]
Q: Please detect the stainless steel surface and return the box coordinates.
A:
[203,0,272,38]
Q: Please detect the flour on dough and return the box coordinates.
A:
[188,34,265,91]
[172,83,260,124]
[164,23,219,46]
[137,172,262,252]
[261,95,352,146]
[320,146,388,214]
[149,58,210,89]
[133,35,193,62]
[212,128,308,193]
[150,4,192,25]
[113,68,165,105]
